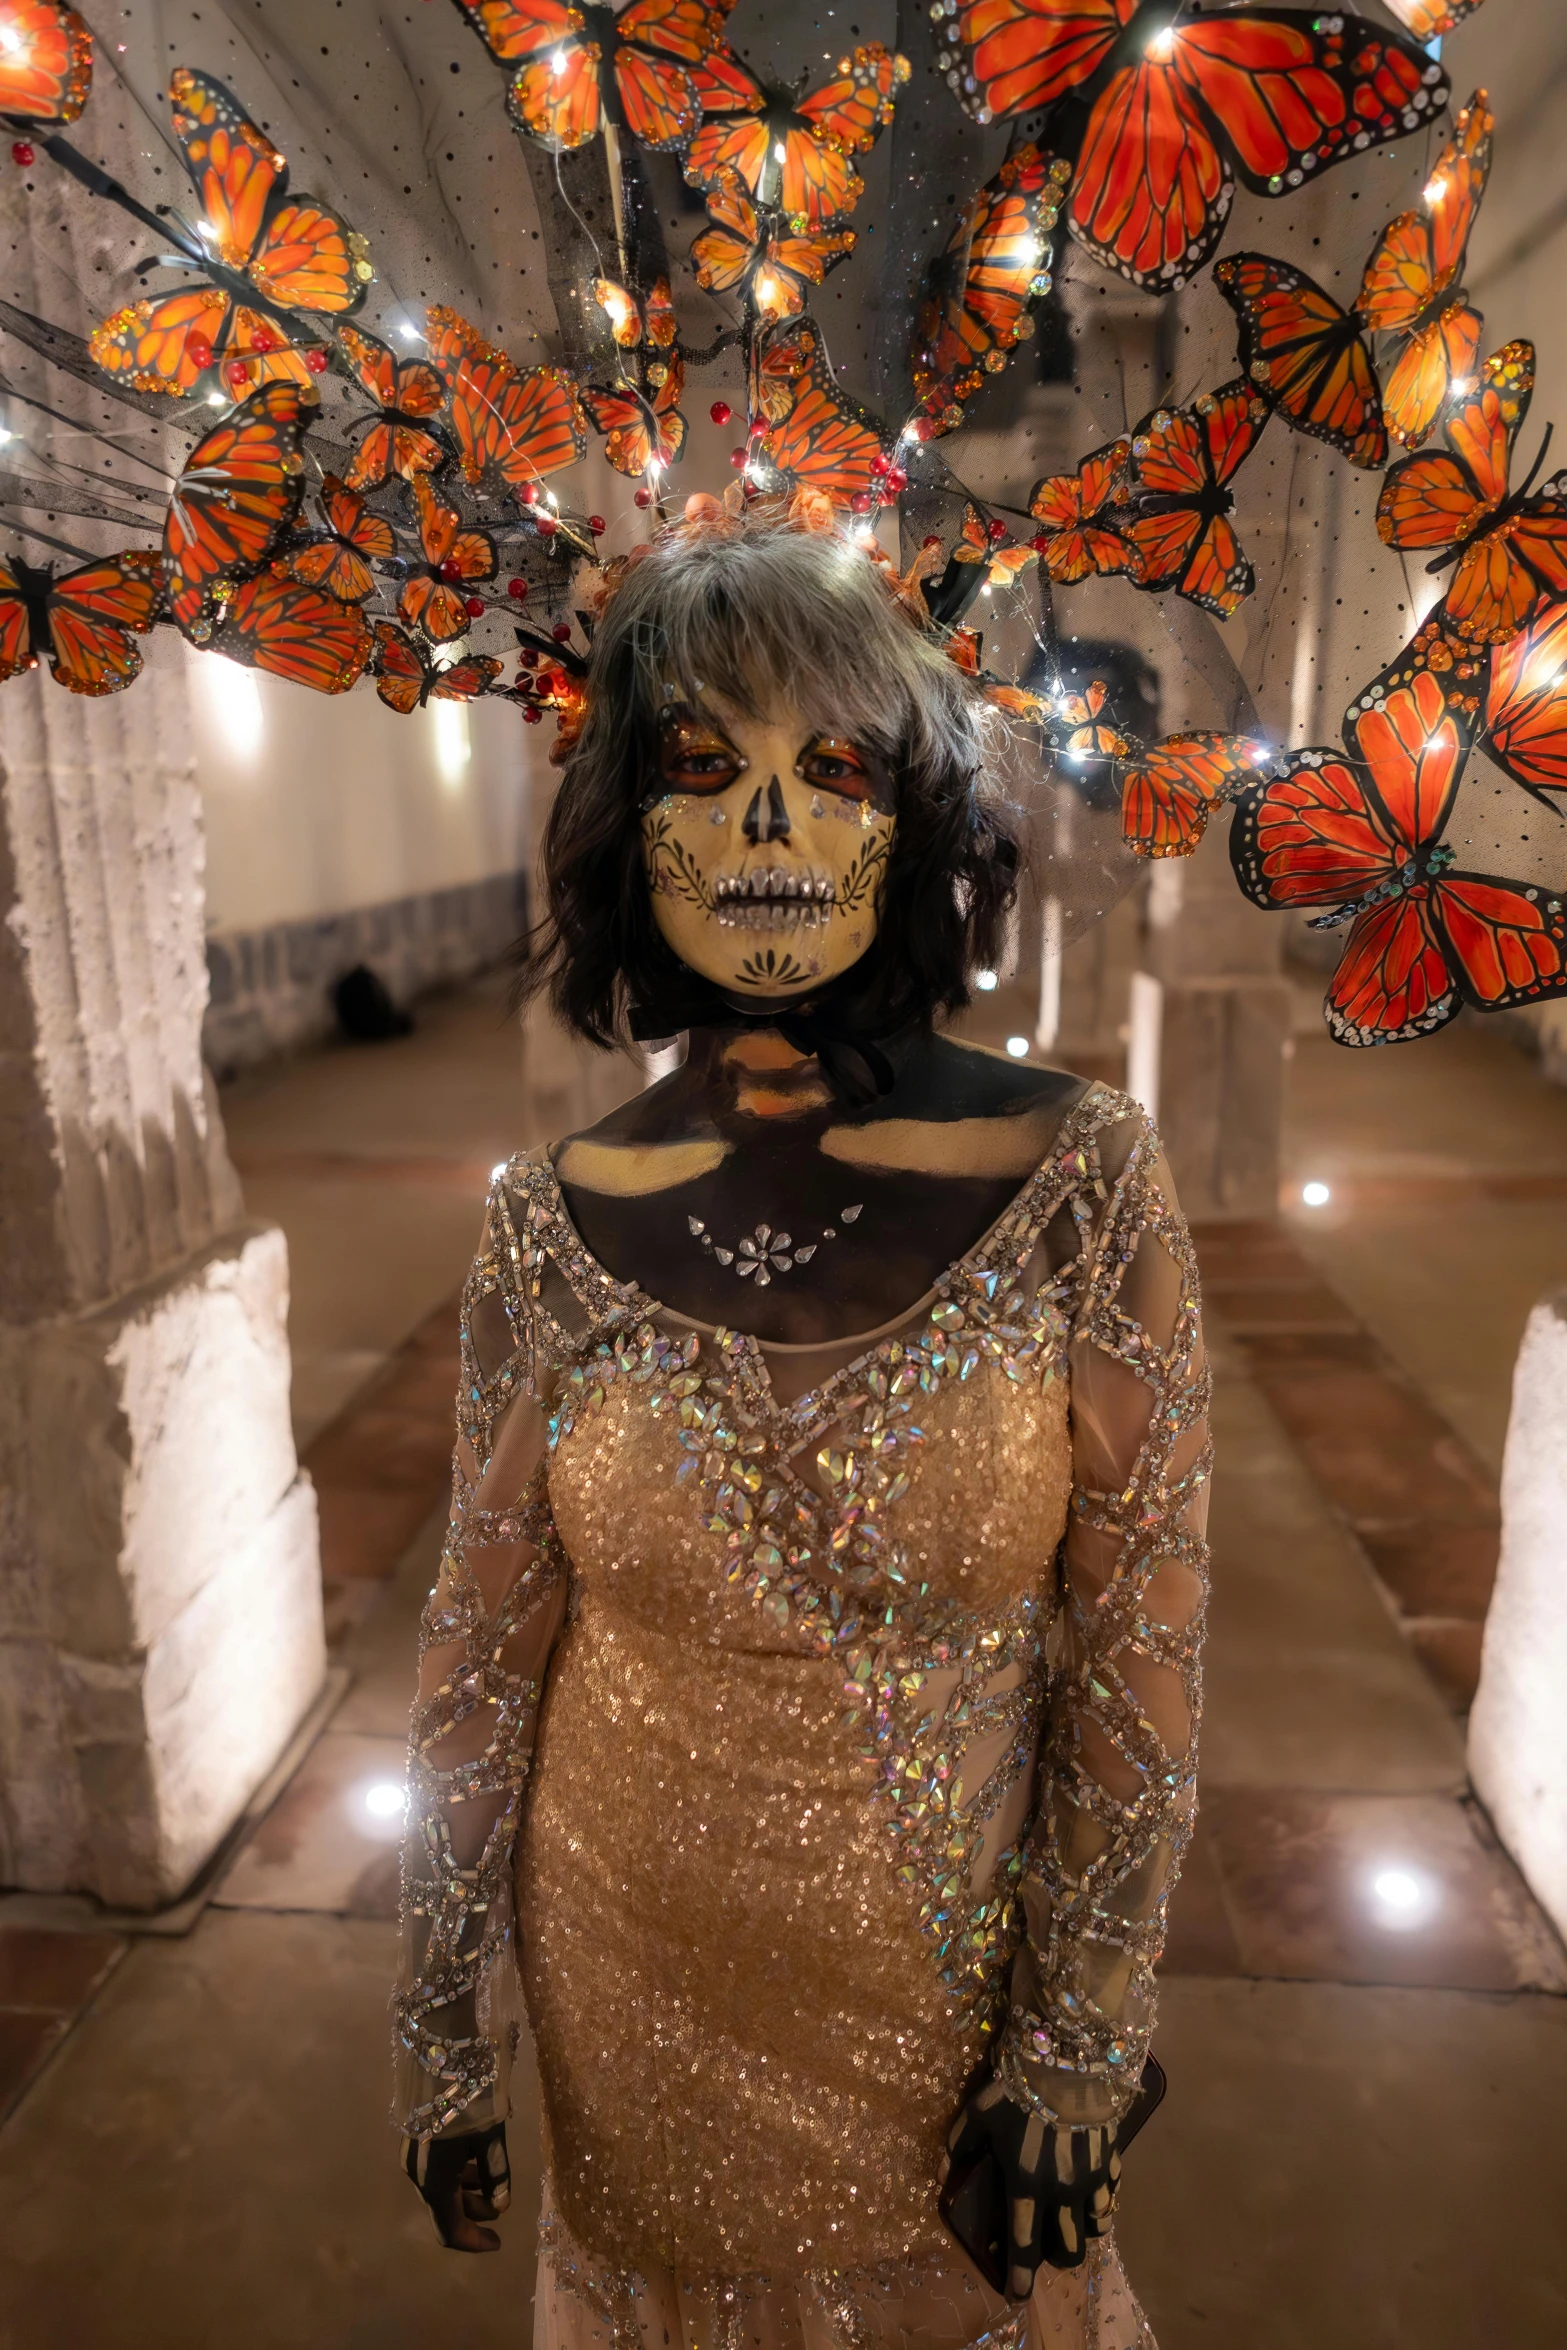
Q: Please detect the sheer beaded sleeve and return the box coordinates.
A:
[391,1175,571,2141]
[997,1111,1210,2130]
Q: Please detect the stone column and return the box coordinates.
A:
[1468,1287,1567,1942]
[0,637,326,1912]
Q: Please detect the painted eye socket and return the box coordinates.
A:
[798,736,882,803]
[657,725,744,796]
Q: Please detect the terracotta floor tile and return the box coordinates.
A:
[1160,1817,1243,1977]
[0,1930,125,2015]
[1356,1524,1500,1620]
[1403,1621,1487,1712]
[1235,1344,1499,1527]
[1197,1278,1359,1333]
[1199,1789,1565,1993]
[0,2012,67,2120]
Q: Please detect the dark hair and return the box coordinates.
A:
[515,516,1023,1046]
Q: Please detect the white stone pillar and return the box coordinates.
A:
[1468,1288,1567,1942]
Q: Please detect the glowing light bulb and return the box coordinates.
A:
[1449,375,1472,398]
[1006,1035,1029,1058]
[1424,175,1448,206]
[399,320,423,344]
[975,970,998,992]
[0,28,24,53]
[773,139,787,163]
[1301,1180,1331,1208]
[551,46,568,74]
[364,1781,405,1820]
[1146,26,1175,60]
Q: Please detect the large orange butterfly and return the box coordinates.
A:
[164,382,313,639]
[1214,254,1386,472]
[910,145,1071,442]
[209,568,373,694]
[373,620,502,715]
[1357,90,1491,451]
[449,0,729,152]
[1377,342,1567,645]
[338,325,449,491]
[1028,439,1139,584]
[90,70,369,398]
[284,475,395,604]
[1230,650,1567,1045]
[1482,598,1567,805]
[425,304,586,500]
[683,44,908,231]
[400,475,497,644]
[692,175,856,321]
[952,4,1446,291]
[0,548,161,694]
[592,275,677,350]
[1120,732,1274,859]
[750,317,886,507]
[0,2,92,125]
[1120,382,1270,618]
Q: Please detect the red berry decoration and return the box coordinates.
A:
[438,556,463,584]
[634,486,654,509]
[537,513,558,537]
[923,534,943,550]
[1030,532,1051,555]
[887,466,909,493]
[519,482,538,506]
[187,336,213,371]
[11,142,35,168]
[522,705,543,724]
[869,453,890,478]
[551,622,572,643]
[588,514,605,536]
[464,595,486,619]
[507,576,528,600]
[710,400,732,426]
[729,447,747,468]
[225,359,251,392]
[986,518,1007,544]
[850,491,873,516]
[306,347,329,375]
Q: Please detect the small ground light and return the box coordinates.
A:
[1006,1036,1029,1058]
[974,970,998,992]
[1368,1865,1435,1931]
[363,1781,406,1820]
[1301,1180,1331,1208]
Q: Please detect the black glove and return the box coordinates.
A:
[402,2120,511,2252]
[944,2077,1120,2296]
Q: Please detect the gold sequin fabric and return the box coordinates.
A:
[395,1085,1206,2350]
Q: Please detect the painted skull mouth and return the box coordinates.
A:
[714,867,836,929]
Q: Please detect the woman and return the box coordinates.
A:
[393,509,1209,2350]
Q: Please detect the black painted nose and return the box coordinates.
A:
[743,776,790,844]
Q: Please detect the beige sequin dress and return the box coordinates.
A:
[394,1086,1211,2350]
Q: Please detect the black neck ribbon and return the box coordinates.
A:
[626,967,902,1109]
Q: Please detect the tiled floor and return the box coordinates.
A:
[2,989,1566,2346]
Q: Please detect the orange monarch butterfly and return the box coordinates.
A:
[372,620,502,715]
[691,175,856,321]
[90,69,369,399]
[1120,382,1270,618]
[0,547,161,694]
[208,567,373,694]
[592,275,677,350]
[1230,652,1567,1046]
[1120,732,1275,860]
[1052,677,1131,760]
[1482,598,1567,806]
[749,317,886,508]
[448,0,730,153]
[1377,342,1567,646]
[683,44,908,231]
[0,2,92,126]
[1028,439,1139,584]
[284,475,396,604]
[951,504,1039,589]
[1357,90,1491,451]
[337,325,450,491]
[1214,254,1386,472]
[910,145,1071,441]
[951,4,1446,292]
[583,361,688,478]
[425,304,586,499]
[400,474,497,644]
[163,382,313,640]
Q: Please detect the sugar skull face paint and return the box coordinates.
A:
[641,698,895,997]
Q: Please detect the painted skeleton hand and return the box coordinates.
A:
[402,2121,512,2253]
[945,2075,1121,2296]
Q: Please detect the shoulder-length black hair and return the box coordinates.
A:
[515,514,1023,1046]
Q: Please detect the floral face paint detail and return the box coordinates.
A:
[642,699,895,996]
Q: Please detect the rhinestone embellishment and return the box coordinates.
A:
[688,1204,863,1285]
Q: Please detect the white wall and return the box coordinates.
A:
[189,643,552,934]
